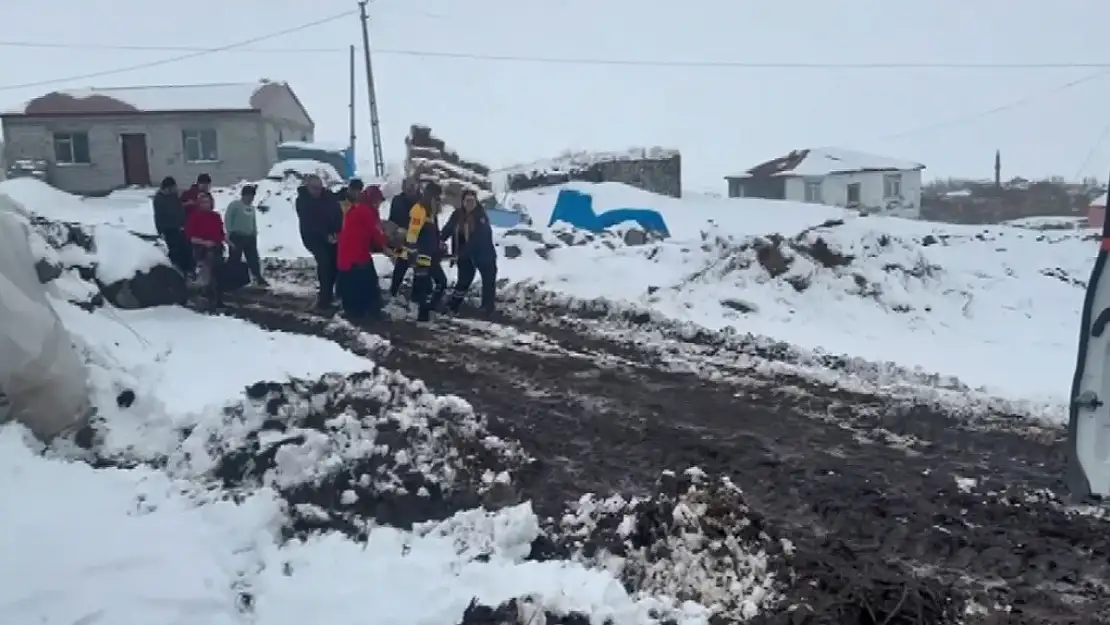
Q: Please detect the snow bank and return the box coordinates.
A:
[497,183,1089,407]
[0,179,167,284]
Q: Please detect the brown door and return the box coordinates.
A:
[120,133,152,187]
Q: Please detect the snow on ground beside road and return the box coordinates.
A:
[499,183,1092,408]
[0,179,166,282]
[3,201,729,623]
[4,298,713,624]
[54,302,372,457]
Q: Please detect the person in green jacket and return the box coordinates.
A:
[224,185,268,286]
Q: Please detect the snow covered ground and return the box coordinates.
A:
[0,176,1090,410]
[3,181,765,624]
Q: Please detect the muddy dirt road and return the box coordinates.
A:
[226,274,1108,624]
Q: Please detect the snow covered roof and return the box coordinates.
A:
[1092,193,1107,207]
[728,147,925,179]
[498,147,680,178]
[3,80,298,117]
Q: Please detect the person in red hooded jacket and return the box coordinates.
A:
[184,191,226,309]
[336,180,388,320]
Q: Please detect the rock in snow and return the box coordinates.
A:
[26,214,186,309]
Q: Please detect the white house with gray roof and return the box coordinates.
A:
[725,147,926,218]
[0,80,313,194]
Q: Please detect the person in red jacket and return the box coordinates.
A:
[184,191,225,309]
[337,180,387,320]
[180,173,212,215]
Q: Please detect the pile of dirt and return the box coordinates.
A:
[528,468,972,625]
[196,370,531,539]
[532,468,785,622]
[457,598,594,625]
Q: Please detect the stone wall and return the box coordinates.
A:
[920,182,1088,224]
[404,124,493,208]
[504,148,682,198]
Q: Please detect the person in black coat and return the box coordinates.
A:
[387,177,420,297]
[294,174,344,309]
[442,189,498,315]
[152,176,194,275]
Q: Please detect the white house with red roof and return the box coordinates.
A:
[724,147,926,218]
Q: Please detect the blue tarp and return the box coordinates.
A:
[548,189,670,237]
[487,206,527,228]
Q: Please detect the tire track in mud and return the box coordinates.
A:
[226,283,1109,623]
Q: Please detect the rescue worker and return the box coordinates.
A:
[387,177,420,298]
[441,189,498,316]
[405,181,448,322]
[336,184,388,320]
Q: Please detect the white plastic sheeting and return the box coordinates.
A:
[0,199,91,438]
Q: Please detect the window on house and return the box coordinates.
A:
[53,132,90,164]
[182,129,219,162]
[278,129,284,143]
[804,180,823,203]
[883,173,902,198]
[846,182,862,205]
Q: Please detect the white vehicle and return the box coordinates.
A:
[1068,223,1110,500]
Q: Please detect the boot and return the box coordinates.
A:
[447,291,464,314]
[416,306,431,322]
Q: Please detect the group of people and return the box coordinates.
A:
[152,173,267,309]
[152,170,499,320]
[294,173,499,322]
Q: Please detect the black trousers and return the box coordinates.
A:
[159,228,194,274]
[449,258,497,313]
[227,233,263,280]
[389,253,409,297]
[338,262,382,319]
[412,260,447,319]
[311,244,339,305]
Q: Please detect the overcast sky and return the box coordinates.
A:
[2,0,1109,190]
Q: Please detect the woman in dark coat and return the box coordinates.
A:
[441,189,498,315]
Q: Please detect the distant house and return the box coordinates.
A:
[724,147,926,218]
[1089,193,1106,230]
[0,80,313,194]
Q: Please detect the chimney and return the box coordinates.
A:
[994,150,1001,189]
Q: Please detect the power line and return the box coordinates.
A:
[0,11,355,92]
[2,38,1110,70]
[872,69,1110,142]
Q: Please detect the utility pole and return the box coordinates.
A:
[357,0,385,178]
[347,44,356,178]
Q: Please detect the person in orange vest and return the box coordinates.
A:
[405,182,448,322]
